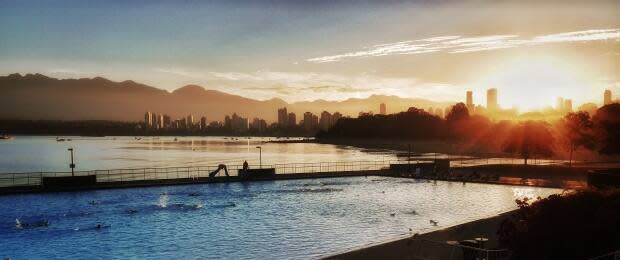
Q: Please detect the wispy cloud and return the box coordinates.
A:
[308,29,620,63]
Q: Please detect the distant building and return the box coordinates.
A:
[200,116,207,130]
[186,115,194,128]
[604,89,612,105]
[466,91,474,113]
[379,103,386,115]
[331,112,342,126]
[230,113,248,132]
[151,113,157,129]
[303,112,318,131]
[144,111,153,127]
[287,112,296,127]
[224,116,231,129]
[278,107,288,127]
[163,115,171,128]
[157,114,164,129]
[319,111,332,131]
[250,118,267,132]
[556,97,565,111]
[487,88,498,111]
[564,99,573,112]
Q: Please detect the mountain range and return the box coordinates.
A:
[0,73,455,122]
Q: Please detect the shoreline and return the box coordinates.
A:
[323,210,514,260]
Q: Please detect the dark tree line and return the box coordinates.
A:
[318,103,620,162]
[317,107,446,140]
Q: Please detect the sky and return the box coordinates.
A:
[1,0,619,111]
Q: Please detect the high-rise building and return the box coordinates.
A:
[144,111,152,127]
[200,116,207,130]
[186,114,194,128]
[556,97,565,111]
[319,111,332,131]
[466,91,474,112]
[287,112,296,126]
[230,113,248,132]
[278,107,288,127]
[224,116,231,129]
[157,114,164,129]
[163,115,171,128]
[564,99,573,112]
[303,112,318,131]
[250,118,267,132]
[151,113,157,129]
[331,112,342,126]
[604,89,612,105]
[379,103,386,115]
[487,88,498,111]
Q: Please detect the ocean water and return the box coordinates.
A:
[0,136,396,173]
[0,176,560,259]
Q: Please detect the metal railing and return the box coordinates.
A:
[0,156,587,188]
[409,239,510,260]
[0,160,420,188]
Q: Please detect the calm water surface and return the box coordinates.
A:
[0,136,395,173]
[0,176,560,259]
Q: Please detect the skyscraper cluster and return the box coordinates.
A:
[318,111,342,131]
[224,113,249,132]
[277,107,297,128]
[144,111,193,130]
[278,107,342,131]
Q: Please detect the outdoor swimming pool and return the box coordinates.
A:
[0,176,560,259]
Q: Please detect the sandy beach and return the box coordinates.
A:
[324,211,513,260]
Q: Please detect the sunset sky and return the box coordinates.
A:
[1,0,619,111]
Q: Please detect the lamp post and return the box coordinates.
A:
[68,148,75,176]
[255,146,262,169]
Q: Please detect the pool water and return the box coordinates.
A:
[0,176,560,259]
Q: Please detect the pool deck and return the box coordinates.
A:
[0,170,385,195]
[0,162,595,195]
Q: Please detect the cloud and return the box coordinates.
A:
[308,29,620,63]
[153,68,207,78]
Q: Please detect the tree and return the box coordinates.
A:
[593,103,620,155]
[560,112,595,167]
[502,121,554,165]
[445,102,470,123]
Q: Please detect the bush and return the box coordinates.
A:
[498,189,620,259]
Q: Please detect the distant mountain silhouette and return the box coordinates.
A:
[0,73,454,122]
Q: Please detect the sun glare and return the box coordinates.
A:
[479,56,591,111]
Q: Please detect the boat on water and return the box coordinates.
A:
[0,134,12,140]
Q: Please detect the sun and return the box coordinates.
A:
[477,56,591,111]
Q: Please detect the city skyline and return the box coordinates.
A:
[1,1,619,111]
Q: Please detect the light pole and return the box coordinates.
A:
[68,148,75,176]
[255,146,262,169]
